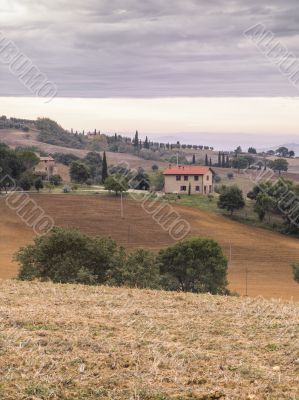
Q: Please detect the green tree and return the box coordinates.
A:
[18,173,33,191]
[16,228,120,284]
[254,192,275,221]
[150,172,165,191]
[192,154,196,164]
[104,175,129,195]
[152,164,159,171]
[205,154,209,166]
[275,146,289,157]
[84,152,102,182]
[271,158,289,175]
[288,150,295,158]
[102,151,108,183]
[70,161,90,183]
[217,185,245,215]
[49,174,62,186]
[248,147,257,154]
[234,146,242,155]
[134,130,139,148]
[232,156,249,172]
[34,178,43,192]
[158,238,228,294]
[120,249,160,289]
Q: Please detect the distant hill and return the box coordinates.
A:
[36,118,88,149]
[259,143,298,156]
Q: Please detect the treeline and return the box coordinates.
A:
[0,115,32,131]
[36,118,87,149]
[16,228,228,295]
[247,178,299,234]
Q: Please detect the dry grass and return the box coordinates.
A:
[0,280,298,399]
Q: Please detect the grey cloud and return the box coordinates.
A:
[0,0,299,97]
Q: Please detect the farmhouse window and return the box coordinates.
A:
[194,175,199,181]
[184,175,188,181]
[176,175,181,181]
[180,186,187,191]
[195,186,200,192]
[207,175,210,181]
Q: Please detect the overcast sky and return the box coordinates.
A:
[0,1,299,147]
[1,0,299,97]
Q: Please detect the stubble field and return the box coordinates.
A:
[0,280,298,399]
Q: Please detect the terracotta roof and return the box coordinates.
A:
[163,166,213,175]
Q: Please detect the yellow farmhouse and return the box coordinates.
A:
[163,165,215,195]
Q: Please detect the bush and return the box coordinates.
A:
[158,237,228,294]
[34,178,43,192]
[292,263,299,283]
[120,249,160,289]
[16,228,121,284]
[227,172,234,180]
[18,173,33,191]
[49,174,62,186]
[70,161,90,183]
[217,185,245,215]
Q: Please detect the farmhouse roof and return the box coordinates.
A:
[163,166,214,175]
[40,156,54,161]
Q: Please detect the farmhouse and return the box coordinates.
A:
[33,155,58,180]
[163,166,215,195]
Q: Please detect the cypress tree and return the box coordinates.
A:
[102,151,108,183]
[188,183,191,196]
[145,136,149,149]
[218,152,221,166]
[222,153,225,168]
[226,155,230,167]
[209,157,212,166]
[134,131,139,148]
[192,154,196,164]
[205,154,209,166]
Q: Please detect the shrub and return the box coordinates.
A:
[34,178,43,192]
[292,263,299,283]
[49,174,62,186]
[18,173,33,191]
[16,228,120,284]
[70,161,90,183]
[158,237,228,294]
[227,172,234,180]
[104,175,129,195]
[121,249,160,289]
[217,185,245,215]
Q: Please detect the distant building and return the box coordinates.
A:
[33,155,58,180]
[163,166,215,195]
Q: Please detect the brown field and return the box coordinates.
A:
[0,280,298,399]
[0,129,168,171]
[1,194,299,300]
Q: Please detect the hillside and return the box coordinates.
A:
[1,194,299,300]
[0,280,298,399]
[0,129,168,171]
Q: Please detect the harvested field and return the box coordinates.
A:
[1,194,299,300]
[0,280,298,399]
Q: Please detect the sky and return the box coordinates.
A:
[0,0,299,148]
